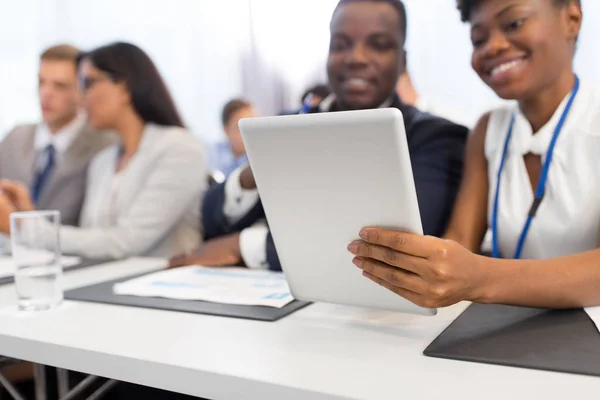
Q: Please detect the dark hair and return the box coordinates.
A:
[78,42,185,128]
[457,0,581,22]
[221,98,252,127]
[334,0,407,41]
[41,44,81,64]
[301,84,332,103]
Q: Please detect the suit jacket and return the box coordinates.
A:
[59,123,207,260]
[203,95,468,271]
[0,123,115,226]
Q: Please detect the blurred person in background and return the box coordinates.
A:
[280,84,331,114]
[0,43,116,398]
[209,98,257,178]
[0,44,114,227]
[0,42,207,260]
[299,84,332,112]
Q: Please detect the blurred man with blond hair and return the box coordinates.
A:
[0,44,114,226]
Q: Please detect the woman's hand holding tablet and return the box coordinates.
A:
[348,228,488,308]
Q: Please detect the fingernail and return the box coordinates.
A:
[359,229,368,239]
[352,257,363,268]
[347,242,359,254]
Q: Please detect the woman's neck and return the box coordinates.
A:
[115,112,145,156]
[519,71,576,133]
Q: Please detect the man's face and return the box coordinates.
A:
[225,106,256,157]
[38,59,80,129]
[327,2,405,110]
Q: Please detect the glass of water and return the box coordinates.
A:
[10,210,63,311]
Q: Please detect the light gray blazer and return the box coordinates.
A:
[0,124,115,226]
[59,124,207,260]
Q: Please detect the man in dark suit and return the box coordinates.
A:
[169,0,468,271]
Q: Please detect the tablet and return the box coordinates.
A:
[240,108,436,316]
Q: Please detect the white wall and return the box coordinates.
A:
[55,0,250,142]
[1,0,599,141]
[0,0,250,143]
[242,0,338,115]
[0,1,57,135]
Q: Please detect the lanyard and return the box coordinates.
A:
[491,76,580,259]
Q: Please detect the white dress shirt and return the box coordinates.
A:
[486,80,600,259]
[223,166,268,268]
[34,112,87,166]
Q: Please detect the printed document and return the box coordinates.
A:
[113,266,294,308]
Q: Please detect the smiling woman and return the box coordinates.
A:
[350,0,600,310]
[450,0,588,259]
[467,0,581,107]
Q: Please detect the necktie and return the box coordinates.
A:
[32,144,56,205]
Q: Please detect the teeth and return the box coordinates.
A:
[347,78,369,87]
[490,59,523,77]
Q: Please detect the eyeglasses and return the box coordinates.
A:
[79,74,115,91]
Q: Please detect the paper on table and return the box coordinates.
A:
[584,306,600,333]
[0,255,82,279]
[113,266,294,308]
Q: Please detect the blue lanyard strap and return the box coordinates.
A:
[492,76,580,259]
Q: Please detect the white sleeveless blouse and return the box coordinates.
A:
[486,81,600,259]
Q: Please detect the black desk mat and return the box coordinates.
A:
[65,272,311,322]
[424,303,600,377]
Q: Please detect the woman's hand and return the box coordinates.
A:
[0,180,35,212]
[348,228,490,308]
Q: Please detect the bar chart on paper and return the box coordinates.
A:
[113,266,294,308]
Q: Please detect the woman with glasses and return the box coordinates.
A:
[0,42,207,259]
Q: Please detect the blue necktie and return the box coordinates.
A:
[32,144,56,205]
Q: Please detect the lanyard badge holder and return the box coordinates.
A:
[492,76,580,259]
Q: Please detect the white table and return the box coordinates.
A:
[0,258,597,400]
